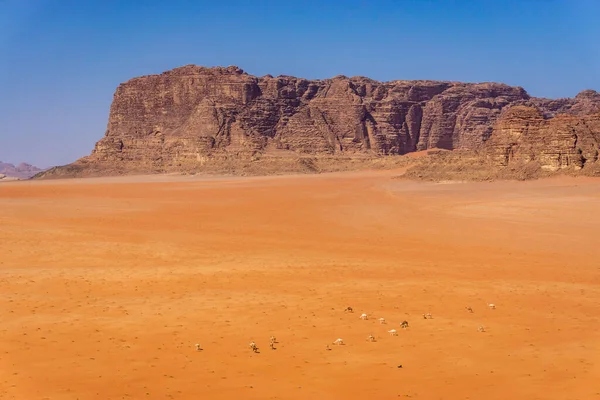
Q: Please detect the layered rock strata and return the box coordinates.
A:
[37,65,600,177]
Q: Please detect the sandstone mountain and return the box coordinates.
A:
[0,161,44,179]
[36,65,600,179]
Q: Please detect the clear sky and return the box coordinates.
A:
[1,0,599,167]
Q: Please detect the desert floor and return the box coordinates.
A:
[1,170,599,399]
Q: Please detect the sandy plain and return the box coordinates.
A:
[1,170,599,399]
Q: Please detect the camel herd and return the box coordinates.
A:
[329,303,494,348]
[194,302,496,353]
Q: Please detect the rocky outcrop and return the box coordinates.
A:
[486,106,600,171]
[0,161,44,179]
[36,65,600,178]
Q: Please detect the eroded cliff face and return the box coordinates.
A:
[487,106,600,171]
[40,65,600,177]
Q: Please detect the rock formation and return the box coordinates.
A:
[36,65,600,178]
[486,106,600,171]
[0,161,44,179]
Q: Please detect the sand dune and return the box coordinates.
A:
[1,171,599,399]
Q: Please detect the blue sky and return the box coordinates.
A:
[1,0,599,167]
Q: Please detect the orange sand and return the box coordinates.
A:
[1,171,599,399]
